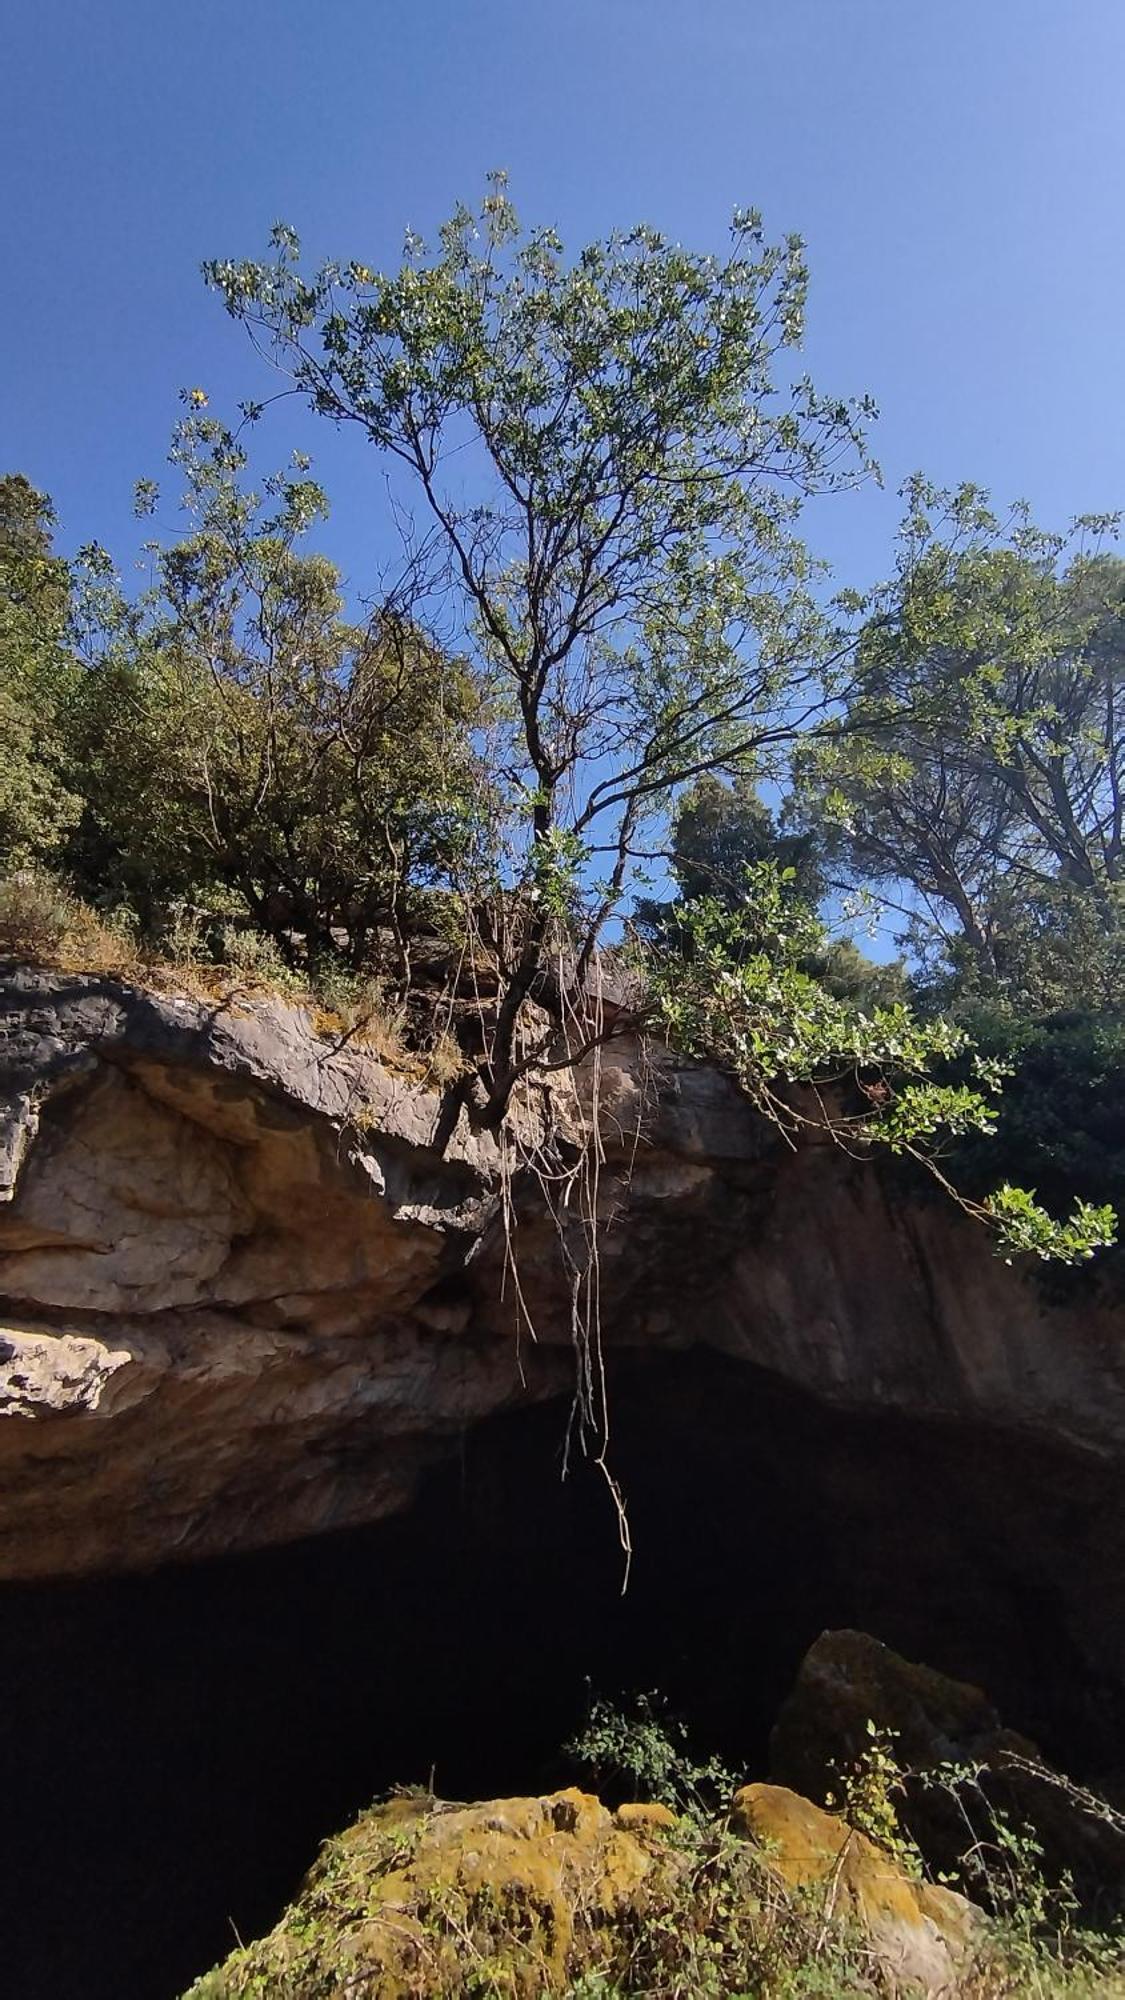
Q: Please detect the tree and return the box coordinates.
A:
[0,474,81,866]
[205,181,876,1116]
[632,773,904,1004]
[633,772,824,933]
[795,482,1125,1007]
[65,407,481,966]
[645,865,1114,1264]
[198,195,1114,1266]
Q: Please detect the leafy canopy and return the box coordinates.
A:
[1,186,1118,1272]
[43,404,481,966]
[795,480,1125,1008]
[644,863,1116,1264]
[0,475,81,865]
[206,176,876,1109]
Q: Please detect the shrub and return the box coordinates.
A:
[0,868,139,975]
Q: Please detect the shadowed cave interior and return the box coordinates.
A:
[1,1351,1120,2000]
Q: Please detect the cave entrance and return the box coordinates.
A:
[1,1351,1118,2000]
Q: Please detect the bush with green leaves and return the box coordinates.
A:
[568,1692,739,1824]
[794,483,1125,1011]
[643,864,1116,1265]
[62,407,483,968]
[912,1007,1125,1285]
[0,475,83,869]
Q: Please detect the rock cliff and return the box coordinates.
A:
[2,965,1123,1583]
[4,965,1125,1999]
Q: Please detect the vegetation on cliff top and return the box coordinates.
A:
[1,186,1121,1267]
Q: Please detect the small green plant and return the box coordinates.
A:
[157,900,210,966]
[825,1721,922,1877]
[567,1692,739,1824]
[218,923,301,990]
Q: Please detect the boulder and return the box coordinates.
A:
[184,1783,979,1997]
[770,1630,1125,1898]
[733,1782,978,1994]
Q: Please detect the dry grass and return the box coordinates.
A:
[422,1026,467,1089]
[0,869,142,978]
[0,868,455,1078]
[308,975,412,1067]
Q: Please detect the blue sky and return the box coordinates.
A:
[4,0,1124,606]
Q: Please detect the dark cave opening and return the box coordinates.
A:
[1,1351,1121,2000]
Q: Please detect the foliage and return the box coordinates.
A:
[905,1754,1125,1992]
[567,1692,738,1823]
[633,774,824,934]
[0,475,82,866]
[60,406,481,967]
[0,194,1117,1280]
[825,1722,923,1877]
[983,1183,1118,1265]
[633,773,906,1006]
[794,482,1125,1009]
[205,178,876,1118]
[925,1008,1125,1277]
[643,864,1116,1263]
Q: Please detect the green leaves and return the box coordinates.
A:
[795,484,1125,1010]
[204,185,875,939]
[0,475,82,868]
[984,1185,1116,1265]
[644,864,1117,1266]
[197,189,1116,1270]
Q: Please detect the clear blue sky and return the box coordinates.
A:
[4,0,1124,602]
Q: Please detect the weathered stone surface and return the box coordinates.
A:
[732,1782,979,1994]
[771,1630,1033,1798]
[1,964,1124,1603]
[185,1782,980,1997]
[0,969,774,1576]
[0,969,559,1573]
[710,1142,1125,1454]
[770,1630,1125,1896]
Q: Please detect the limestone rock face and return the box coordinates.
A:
[0,969,571,1574]
[1,965,1124,1591]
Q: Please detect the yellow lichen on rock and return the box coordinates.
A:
[186,1788,662,1999]
[184,1781,984,1998]
[734,1782,978,1994]
[612,1800,679,1832]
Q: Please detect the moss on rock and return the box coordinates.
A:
[182,1782,978,1997]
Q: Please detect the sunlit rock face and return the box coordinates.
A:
[0,969,571,1563]
[0,967,768,1575]
[2,964,1123,1585]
